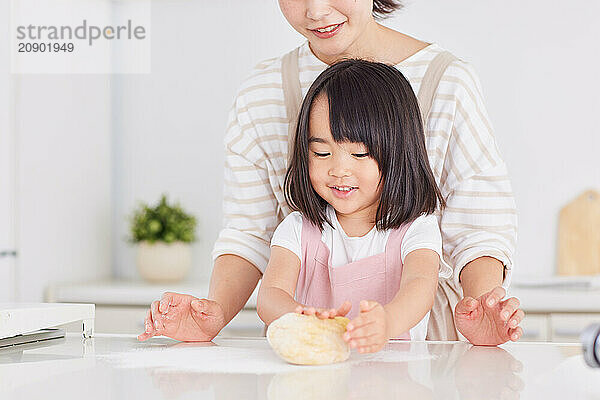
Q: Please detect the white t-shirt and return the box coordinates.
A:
[271,207,452,277]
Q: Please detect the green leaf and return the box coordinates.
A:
[128,194,197,244]
[148,219,162,233]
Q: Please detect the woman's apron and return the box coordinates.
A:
[296,216,412,339]
[281,46,463,341]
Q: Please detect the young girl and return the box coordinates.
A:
[257,59,453,353]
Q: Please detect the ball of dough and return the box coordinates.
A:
[267,313,350,365]
[267,365,351,399]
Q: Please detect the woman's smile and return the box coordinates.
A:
[310,22,345,39]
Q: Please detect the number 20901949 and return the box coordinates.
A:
[18,42,74,52]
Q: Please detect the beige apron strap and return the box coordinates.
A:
[416,50,463,341]
[427,279,463,341]
[261,48,302,336]
[281,47,303,163]
[416,51,457,130]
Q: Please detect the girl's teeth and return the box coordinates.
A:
[334,186,353,192]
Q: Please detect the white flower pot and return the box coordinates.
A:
[136,241,192,283]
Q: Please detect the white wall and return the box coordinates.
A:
[12,71,113,301]
[18,79,113,301]
[3,1,598,298]
[0,1,120,302]
[391,0,600,276]
[0,0,17,301]
[7,0,115,301]
[113,0,600,280]
[109,0,597,281]
[111,0,301,280]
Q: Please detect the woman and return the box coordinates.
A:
[138,0,523,345]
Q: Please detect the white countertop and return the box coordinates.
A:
[46,280,600,313]
[1,334,598,399]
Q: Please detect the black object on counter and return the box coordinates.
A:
[581,324,600,368]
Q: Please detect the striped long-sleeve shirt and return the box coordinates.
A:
[212,41,517,288]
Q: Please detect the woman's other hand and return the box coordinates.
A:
[137,292,226,342]
[455,286,524,346]
[455,345,524,399]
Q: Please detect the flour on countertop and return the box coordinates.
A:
[98,342,435,375]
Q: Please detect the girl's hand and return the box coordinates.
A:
[294,300,351,319]
[343,300,389,354]
[455,286,525,346]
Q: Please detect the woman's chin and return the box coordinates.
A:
[308,40,352,62]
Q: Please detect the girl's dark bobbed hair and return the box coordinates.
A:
[373,0,403,18]
[284,58,445,231]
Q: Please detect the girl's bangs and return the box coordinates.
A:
[324,77,373,145]
[322,71,392,165]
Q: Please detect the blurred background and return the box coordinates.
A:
[1,0,599,339]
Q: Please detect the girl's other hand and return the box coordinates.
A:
[343,300,388,354]
[294,300,351,319]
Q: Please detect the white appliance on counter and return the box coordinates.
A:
[0,303,95,347]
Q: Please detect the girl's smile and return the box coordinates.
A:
[329,185,358,199]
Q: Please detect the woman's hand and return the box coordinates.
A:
[455,345,524,399]
[343,300,389,354]
[137,292,226,342]
[454,286,524,346]
[294,300,351,319]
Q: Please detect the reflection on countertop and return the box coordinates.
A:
[0,334,596,400]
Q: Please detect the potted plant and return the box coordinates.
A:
[129,194,197,283]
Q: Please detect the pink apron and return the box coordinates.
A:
[295,216,413,339]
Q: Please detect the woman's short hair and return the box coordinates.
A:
[284,59,445,231]
[373,0,403,18]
